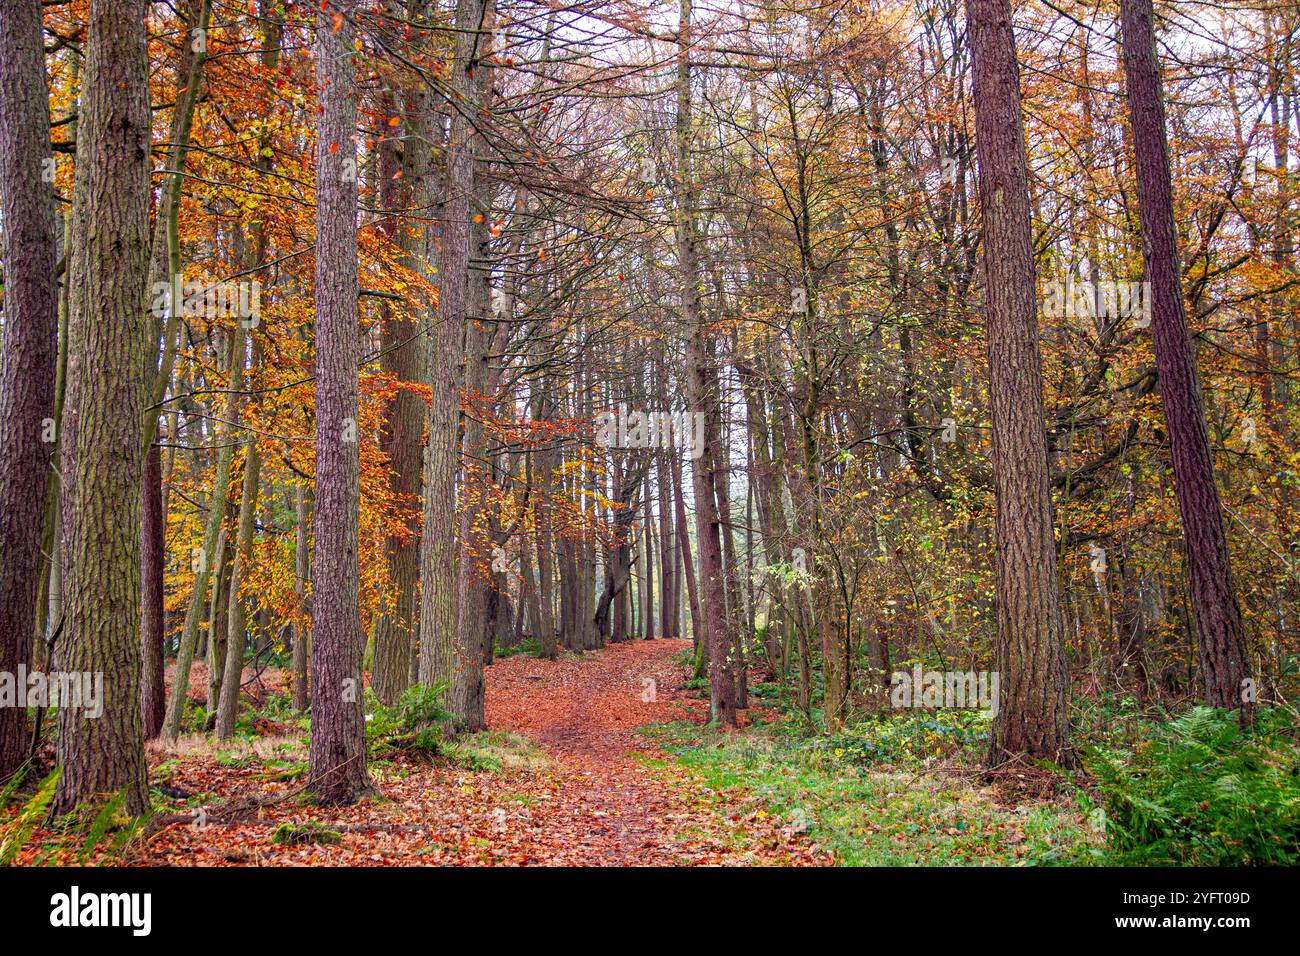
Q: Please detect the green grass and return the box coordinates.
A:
[647,699,1300,866]
[644,719,1097,866]
[444,730,549,774]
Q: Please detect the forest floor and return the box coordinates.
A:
[6,638,1093,865]
[122,638,831,866]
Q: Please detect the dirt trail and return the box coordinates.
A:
[487,638,699,761]
[482,638,769,864]
[129,638,825,866]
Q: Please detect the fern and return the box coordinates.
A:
[0,767,28,812]
[78,788,128,863]
[367,681,452,756]
[0,768,59,867]
[1088,706,1300,865]
[107,810,150,860]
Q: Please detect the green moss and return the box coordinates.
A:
[271,821,343,846]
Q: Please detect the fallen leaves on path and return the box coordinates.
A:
[117,639,829,866]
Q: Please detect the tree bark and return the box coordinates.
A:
[656,444,677,639]
[533,383,560,660]
[0,0,59,780]
[139,442,166,739]
[419,0,486,705]
[371,54,429,703]
[212,4,279,737]
[292,483,312,711]
[206,527,231,720]
[966,0,1072,766]
[676,0,735,725]
[1119,0,1250,713]
[162,338,249,738]
[308,0,369,804]
[54,0,152,816]
[215,440,261,738]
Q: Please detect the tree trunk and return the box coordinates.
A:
[139,0,212,739]
[163,346,248,737]
[532,384,560,660]
[371,79,426,705]
[669,446,702,658]
[53,0,152,816]
[676,0,735,726]
[711,404,748,707]
[420,0,491,709]
[454,345,490,727]
[213,4,278,735]
[1119,0,1250,713]
[643,474,655,640]
[966,0,1072,767]
[0,0,59,780]
[206,527,231,720]
[139,442,166,739]
[308,0,369,804]
[656,446,677,639]
[292,483,312,711]
[215,441,261,738]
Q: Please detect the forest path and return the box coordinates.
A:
[132,638,824,866]
[477,638,819,864]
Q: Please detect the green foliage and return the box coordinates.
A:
[397,683,452,733]
[366,682,452,756]
[237,692,310,738]
[271,821,343,846]
[251,759,307,782]
[818,710,991,767]
[179,697,209,735]
[0,768,59,866]
[0,767,29,812]
[362,689,401,741]
[443,730,548,774]
[1088,706,1300,866]
[493,637,542,659]
[77,788,127,863]
[669,648,696,669]
[0,772,151,867]
[646,721,1088,865]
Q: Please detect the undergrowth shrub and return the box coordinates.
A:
[818,710,991,766]
[1088,706,1300,865]
[366,682,451,756]
[0,769,148,866]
